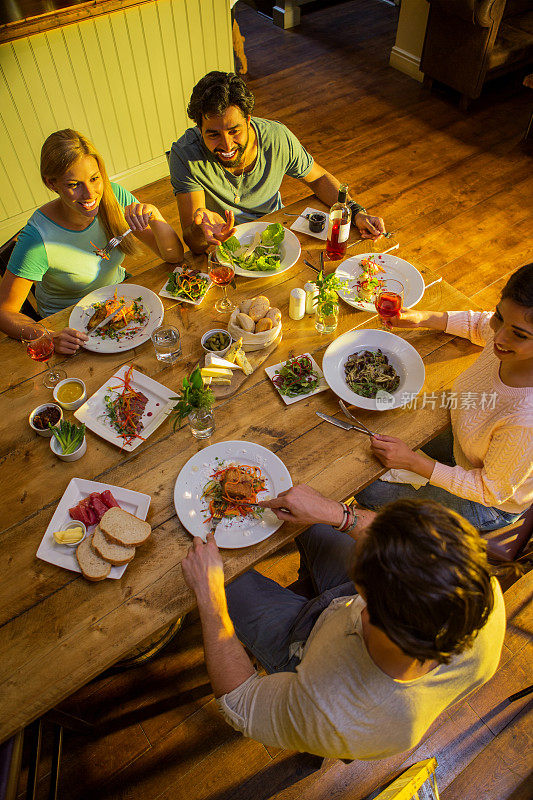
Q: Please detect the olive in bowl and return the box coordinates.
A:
[29,404,63,437]
[201,329,232,356]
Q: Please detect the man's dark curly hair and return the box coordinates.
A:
[351,499,494,665]
[187,71,255,127]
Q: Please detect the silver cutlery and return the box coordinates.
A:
[338,401,376,436]
[423,277,442,291]
[100,228,132,258]
[347,231,397,249]
[316,411,373,437]
[208,506,224,535]
[303,259,320,273]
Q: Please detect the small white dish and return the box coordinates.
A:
[50,434,87,462]
[288,206,329,242]
[159,267,213,304]
[53,378,87,411]
[53,520,87,548]
[201,329,232,357]
[265,353,328,405]
[29,404,63,437]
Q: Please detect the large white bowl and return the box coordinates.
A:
[322,329,425,411]
[219,222,301,278]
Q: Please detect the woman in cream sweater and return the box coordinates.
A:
[354,263,533,531]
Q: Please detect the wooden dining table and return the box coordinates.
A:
[0,197,483,744]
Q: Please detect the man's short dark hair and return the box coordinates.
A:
[351,499,494,665]
[187,71,255,127]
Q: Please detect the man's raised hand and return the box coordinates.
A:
[193,208,236,245]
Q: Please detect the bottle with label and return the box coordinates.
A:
[325,184,350,260]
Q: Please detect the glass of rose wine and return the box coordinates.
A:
[374,279,404,328]
[21,324,66,388]
[208,252,236,313]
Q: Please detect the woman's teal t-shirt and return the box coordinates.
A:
[8,183,137,317]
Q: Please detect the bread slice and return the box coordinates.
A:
[99,507,151,547]
[92,525,136,565]
[76,535,111,581]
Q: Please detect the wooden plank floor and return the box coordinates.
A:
[16,1,532,798]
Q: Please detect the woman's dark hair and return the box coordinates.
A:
[500,263,533,321]
[187,71,255,127]
[351,499,494,665]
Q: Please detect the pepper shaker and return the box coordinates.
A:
[304,282,318,315]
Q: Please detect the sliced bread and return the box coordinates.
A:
[76,535,111,581]
[99,507,151,547]
[92,525,136,565]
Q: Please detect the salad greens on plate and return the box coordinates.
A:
[217,223,285,272]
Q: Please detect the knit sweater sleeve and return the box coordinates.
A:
[430,421,533,507]
[445,311,494,346]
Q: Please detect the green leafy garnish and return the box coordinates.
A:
[49,420,86,454]
[170,366,214,430]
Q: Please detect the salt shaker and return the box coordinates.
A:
[289,288,306,320]
[304,282,318,314]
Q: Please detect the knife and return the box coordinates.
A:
[87,303,125,334]
[315,411,373,437]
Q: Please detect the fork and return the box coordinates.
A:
[339,400,376,436]
[100,228,132,258]
[347,230,397,249]
[208,506,224,536]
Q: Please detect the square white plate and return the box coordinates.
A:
[289,206,328,241]
[75,365,175,452]
[265,353,328,405]
[159,267,213,305]
[36,478,151,579]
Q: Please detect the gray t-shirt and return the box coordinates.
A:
[169,117,314,224]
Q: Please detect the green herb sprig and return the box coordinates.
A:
[314,269,348,315]
[49,420,86,454]
[170,366,214,430]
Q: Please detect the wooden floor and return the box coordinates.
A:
[16,1,533,798]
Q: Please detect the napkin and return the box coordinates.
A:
[379,468,429,490]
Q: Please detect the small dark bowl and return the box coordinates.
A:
[309,213,326,233]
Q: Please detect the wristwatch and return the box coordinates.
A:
[347,201,367,226]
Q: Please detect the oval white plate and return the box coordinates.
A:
[174,440,292,549]
[335,252,425,311]
[322,329,425,411]
[219,222,301,278]
[69,284,164,353]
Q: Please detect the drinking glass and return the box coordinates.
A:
[21,324,66,388]
[374,279,404,328]
[151,324,182,363]
[208,252,236,313]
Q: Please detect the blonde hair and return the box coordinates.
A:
[40,129,136,256]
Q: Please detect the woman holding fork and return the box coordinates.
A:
[0,129,183,353]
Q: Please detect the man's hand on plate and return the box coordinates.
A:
[193,208,236,246]
[260,484,345,527]
[181,532,226,607]
[52,328,88,355]
[354,211,386,241]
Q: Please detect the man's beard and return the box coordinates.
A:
[215,129,250,168]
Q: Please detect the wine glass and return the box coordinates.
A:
[21,324,66,388]
[374,279,404,328]
[208,252,236,313]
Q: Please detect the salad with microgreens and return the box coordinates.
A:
[272,355,320,398]
[49,420,86,454]
[216,223,285,272]
[164,270,210,302]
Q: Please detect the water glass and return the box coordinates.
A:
[151,325,182,363]
[188,407,215,439]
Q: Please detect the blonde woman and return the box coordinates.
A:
[0,129,184,354]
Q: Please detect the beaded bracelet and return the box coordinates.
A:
[333,502,349,531]
[344,507,359,534]
[347,201,367,225]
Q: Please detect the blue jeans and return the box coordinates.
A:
[226,524,356,674]
[356,428,522,532]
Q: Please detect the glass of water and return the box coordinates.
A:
[151,325,182,363]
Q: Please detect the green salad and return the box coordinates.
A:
[217,223,285,272]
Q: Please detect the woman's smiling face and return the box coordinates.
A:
[490,298,533,363]
[47,155,104,221]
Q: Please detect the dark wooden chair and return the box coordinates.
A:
[0,232,40,322]
[486,504,533,563]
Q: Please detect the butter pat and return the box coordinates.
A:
[53,527,84,544]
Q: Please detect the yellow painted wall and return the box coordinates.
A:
[389,0,429,82]
[0,0,233,240]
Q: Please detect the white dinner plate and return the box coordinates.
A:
[173,440,292,549]
[265,353,328,405]
[335,253,425,311]
[159,267,213,305]
[75,365,175,452]
[69,284,164,353]
[322,329,425,411]
[36,478,151,579]
[288,206,328,241]
[218,221,301,278]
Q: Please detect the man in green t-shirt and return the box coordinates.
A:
[169,71,387,254]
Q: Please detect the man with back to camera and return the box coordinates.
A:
[181,485,505,760]
[169,71,386,254]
